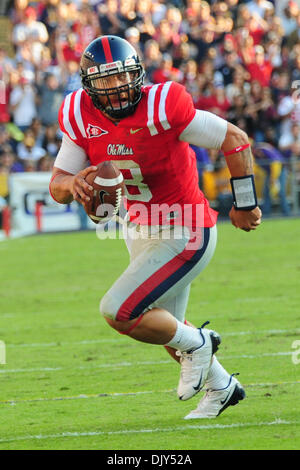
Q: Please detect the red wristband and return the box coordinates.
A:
[223,143,250,157]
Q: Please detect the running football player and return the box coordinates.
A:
[50,36,262,419]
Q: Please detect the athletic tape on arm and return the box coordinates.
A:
[179,110,228,149]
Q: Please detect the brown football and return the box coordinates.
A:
[85,161,125,224]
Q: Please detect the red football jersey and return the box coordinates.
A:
[58,81,218,227]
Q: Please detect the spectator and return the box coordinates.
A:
[214,155,233,217]
[151,0,167,27]
[72,4,100,50]
[10,0,29,25]
[277,95,300,150]
[37,154,54,172]
[245,83,278,141]
[59,32,83,64]
[225,65,251,101]
[238,28,256,64]
[271,69,291,104]
[216,50,240,86]
[12,6,49,55]
[98,0,121,36]
[17,129,46,162]
[125,27,144,59]
[152,53,183,84]
[9,75,37,131]
[63,61,81,96]
[196,84,231,119]
[143,39,162,83]
[286,12,300,49]
[0,145,24,173]
[134,0,156,43]
[165,6,183,42]
[154,19,178,53]
[29,118,45,148]
[0,163,9,203]
[190,144,214,193]
[181,59,199,100]
[41,124,61,157]
[246,45,273,87]
[253,142,291,216]
[36,73,65,126]
[246,0,274,19]
[117,0,138,33]
[279,1,299,37]
[279,122,300,156]
[0,48,15,82]
[245,13,269,46]
[188,22,218,62]
[172,40,197,69]
[290,54,300,82]
[227,93,248,125]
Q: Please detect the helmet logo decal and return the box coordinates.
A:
[87,124,108,138]
[124,58,136,66]
[87,66,99,75]
[99,61,123,73]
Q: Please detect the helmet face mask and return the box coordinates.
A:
[80,36,145,119]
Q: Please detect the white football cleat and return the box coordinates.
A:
[176,322,221,401]
[184,374,246,419]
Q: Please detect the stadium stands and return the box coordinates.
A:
[0,0,300,223]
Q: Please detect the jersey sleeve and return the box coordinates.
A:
[54,133,89,175]
[58,89,88,152]
[164,82,196,134]
[179,109,228,149]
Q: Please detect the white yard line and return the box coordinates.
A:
[5,328,300,349]
[0,380,299,406]
[0,351,295,375]
[0,419,298,444]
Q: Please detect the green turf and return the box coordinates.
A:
[0,218,299,450]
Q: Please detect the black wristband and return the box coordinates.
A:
[230,175,258,211]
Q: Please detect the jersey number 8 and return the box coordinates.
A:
[114,160,152,202]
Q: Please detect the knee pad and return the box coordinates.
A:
[99,292,120,320]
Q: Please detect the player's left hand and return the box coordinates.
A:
[229,206,262,232]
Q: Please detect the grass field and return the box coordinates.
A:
[0,218,299,450]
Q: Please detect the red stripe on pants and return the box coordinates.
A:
[116,230,203,322]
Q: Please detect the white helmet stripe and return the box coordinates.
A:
[74,88,87,138]
[62,93,77,140]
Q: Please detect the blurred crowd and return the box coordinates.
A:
[1,0,300,217]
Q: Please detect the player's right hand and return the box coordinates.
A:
[70,166,97,207]
[229,206,262,232]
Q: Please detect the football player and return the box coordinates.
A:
[50,35,262,419]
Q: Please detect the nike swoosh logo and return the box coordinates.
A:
[193,371,203,391]
[130,128,143,134]
[220,391,231,405]
[99,190,109,205]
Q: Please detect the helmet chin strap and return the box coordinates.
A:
[89,92,137,119]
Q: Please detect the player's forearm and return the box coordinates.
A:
[221,123,253,177]
[50,173,75,204]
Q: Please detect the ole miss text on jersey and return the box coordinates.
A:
[58,81,218,227]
